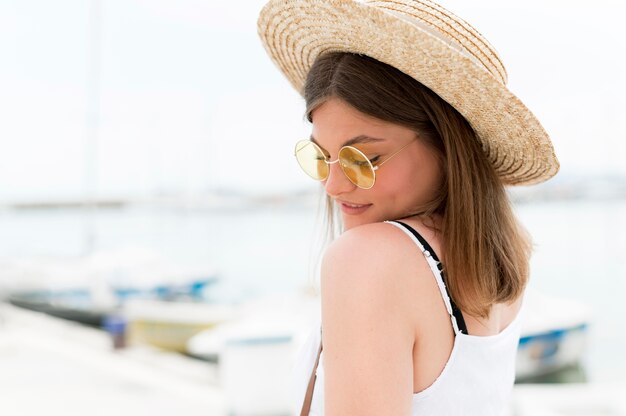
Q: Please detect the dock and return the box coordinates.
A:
[0,303,226,415]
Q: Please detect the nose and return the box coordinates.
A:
[323,160,356,196]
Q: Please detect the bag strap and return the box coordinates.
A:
[300,328,323,416]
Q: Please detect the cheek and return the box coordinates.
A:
[372,164,415,199]
[376,158,441,204]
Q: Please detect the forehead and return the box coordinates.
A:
[310,98,415,149]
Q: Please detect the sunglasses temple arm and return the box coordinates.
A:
[376,138,417,168]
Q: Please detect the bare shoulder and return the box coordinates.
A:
[320,221,420,413]
[319,219,445,340]
[322,218,442,270]
[322,221,412,270]
[324,223,402,263]
[321,223,409,320]
[321,220,439,291]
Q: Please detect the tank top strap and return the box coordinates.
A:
[385,220,468,336]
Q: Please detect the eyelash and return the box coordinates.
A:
[317,155,380,164]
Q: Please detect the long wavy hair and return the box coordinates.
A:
[303,52,531,318]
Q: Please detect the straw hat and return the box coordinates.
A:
[257,0,559,185]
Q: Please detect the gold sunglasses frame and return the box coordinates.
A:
[294,138,416,189]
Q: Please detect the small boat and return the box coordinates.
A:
[7,277,217,328]
[186,289,320,361]
[187,290,320,416]
[123,298,238,353]
[2,246,218,328]
[7,289,109,327]
[516,289,591,381]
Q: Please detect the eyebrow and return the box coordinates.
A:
[309,134,387,149]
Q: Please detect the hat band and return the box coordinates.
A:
[368,0,506,84]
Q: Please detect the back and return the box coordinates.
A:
[292,221,525,415]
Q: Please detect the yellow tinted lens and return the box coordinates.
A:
[339,146,375,188]
[295,140,329,180]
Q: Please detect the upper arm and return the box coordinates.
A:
[320,223,415,416]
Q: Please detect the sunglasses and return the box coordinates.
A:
[294,138,415,189]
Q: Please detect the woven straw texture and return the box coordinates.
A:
[257,0,559,185]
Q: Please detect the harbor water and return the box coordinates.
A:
[1,196,625,382]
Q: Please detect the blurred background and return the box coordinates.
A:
[0,0,624,415]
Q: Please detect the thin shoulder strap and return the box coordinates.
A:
[385,220,468,336]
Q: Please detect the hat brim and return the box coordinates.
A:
[258,0,559,185]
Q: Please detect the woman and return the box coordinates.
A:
[258,1,559,415]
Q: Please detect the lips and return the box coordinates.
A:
[337,200,372,215]
[343,202,365,208]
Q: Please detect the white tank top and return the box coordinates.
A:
[291,220,525,415]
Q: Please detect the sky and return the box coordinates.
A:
[0,0,625,202]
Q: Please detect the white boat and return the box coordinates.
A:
[187,290,320,415]
[187,289,320,360]
[516,289,591,380]
[0,246,219,327]
[123,298,238,353]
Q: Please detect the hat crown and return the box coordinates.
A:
[363,0,508,85]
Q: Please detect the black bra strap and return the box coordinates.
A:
[391,220,468,335]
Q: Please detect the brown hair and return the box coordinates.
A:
[304,52,531,319]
